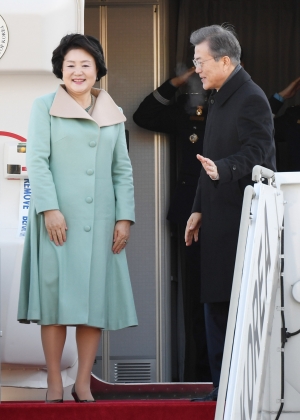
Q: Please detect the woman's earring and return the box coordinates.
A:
[96,77,99,82]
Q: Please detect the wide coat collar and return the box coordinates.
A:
[49,85,126,127]
[211,68,251,107]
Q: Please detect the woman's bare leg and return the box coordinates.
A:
[75,326,102,400]
[41,325,67,400]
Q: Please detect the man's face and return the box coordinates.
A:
[194,41,226,91]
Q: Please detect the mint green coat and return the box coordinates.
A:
[17,86,138,330]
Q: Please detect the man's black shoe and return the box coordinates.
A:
[191,386,218,402]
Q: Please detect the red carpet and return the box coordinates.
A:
[0,400,216,420]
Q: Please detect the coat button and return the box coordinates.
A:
[86,169,94,175]
[85,197,93,203]
[84,225,91,232]
[233,165,236,170]
[189,133,198,143]
[210,99,214,104]
[89,140,96,147]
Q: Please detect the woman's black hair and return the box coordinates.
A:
[52,33,107,81]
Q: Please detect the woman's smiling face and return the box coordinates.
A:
[62,48,98,96]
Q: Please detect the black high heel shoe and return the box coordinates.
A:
[45,391,64,403]
[71,384,96,403]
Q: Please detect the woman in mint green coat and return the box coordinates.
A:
[17,34,137,403]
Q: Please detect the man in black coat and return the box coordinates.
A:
[185,25,276,401]
[269,76,300,171]
[133,69,211,382]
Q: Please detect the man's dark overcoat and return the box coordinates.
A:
[192,68,276,303]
